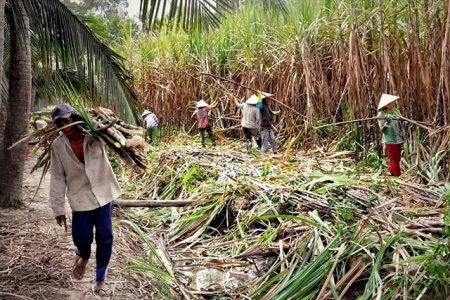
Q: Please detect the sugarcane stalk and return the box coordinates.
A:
[200,72,304,117]
[93,119,127,146]
[127,150,147,164]
[92,116,118,133]
[8,130,44,150]
[27,107,149,172]
[98,132,121,149]
[113,199,194,207]
[130,151,146,162]
[113,123,145,137]
[118,120,142,130]
[314,115,434,132]
[108,126,127,146]
[129,155,148,169]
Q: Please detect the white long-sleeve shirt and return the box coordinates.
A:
[49,135,121,217]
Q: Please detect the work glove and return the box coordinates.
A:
[233,97,239,104]
[257,91,263,103]
[273,110,281,115]
[385,114,393,123]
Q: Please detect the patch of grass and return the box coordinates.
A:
[181,164,205,191]
[4,198,23,208]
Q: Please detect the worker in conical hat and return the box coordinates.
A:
[142,109,160,146]
[377,94,407,176]
[191,99,218,147]
[256,91,280,155]
[234,94,262,152]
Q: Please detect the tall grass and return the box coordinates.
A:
[126,0,446,119]
[117,0,449,173]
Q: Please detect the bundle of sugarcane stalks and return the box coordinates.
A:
[15,107,150,174]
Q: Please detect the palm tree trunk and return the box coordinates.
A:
[0,0,6,153]
[0,0,31,207]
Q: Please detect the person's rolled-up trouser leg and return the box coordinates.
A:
[251,128,262,149]
[146,129,152,144]
[93,202,113,282]
[260,129,270,154]
[72,210,94,261]
[243,127,252,150]
[151,126,160,146]
[206,126,216,145]
[199,128,206,146]
[268,130,277,153]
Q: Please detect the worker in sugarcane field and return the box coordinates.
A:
[191,99,218,147]
[49,103,121,297]
[256,91,281,155]
[377,94,407,176]
[142,109,160,146]
[234,94,262,153]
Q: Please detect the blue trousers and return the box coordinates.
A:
[72,202,113,282]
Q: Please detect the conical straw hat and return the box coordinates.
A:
[378,94,399,110]
[246,95,258,104]
[246,92,274,104]
[142,110,151,117]
[262,92,274,98]
[195,100,209,108]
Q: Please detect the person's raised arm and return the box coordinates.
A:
[191,110,198,120]
[272,110,281,116]
[256,91,263,110]
[377,111,390,133]
[234,97,244,109]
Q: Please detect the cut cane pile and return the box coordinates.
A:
[27,107,150,175]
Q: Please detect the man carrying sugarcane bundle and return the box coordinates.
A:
[142,109,160,146]
[377,94,407,176]
[234,94,262,152]
[49,103,121,297]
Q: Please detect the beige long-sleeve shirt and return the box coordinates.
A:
[236,102,260,129]
[49,135,121,217]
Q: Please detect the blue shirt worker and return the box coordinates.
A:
[142,110,160,146]
[256,92,280,155]
[49,103,121,297]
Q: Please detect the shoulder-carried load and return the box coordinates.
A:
[24,106,150,173]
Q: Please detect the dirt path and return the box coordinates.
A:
[0,153,152,300]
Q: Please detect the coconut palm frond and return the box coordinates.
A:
[13,0,141,123]
[140,0,233,31]
[139,0,287,32]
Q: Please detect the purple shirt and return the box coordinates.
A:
[144,113,159,129]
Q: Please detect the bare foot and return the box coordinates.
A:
[95,281,111,297]
[73,255,88,280]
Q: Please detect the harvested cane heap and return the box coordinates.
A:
[29,107,150,173]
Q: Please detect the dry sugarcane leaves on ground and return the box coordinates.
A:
[115,142,450,299]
